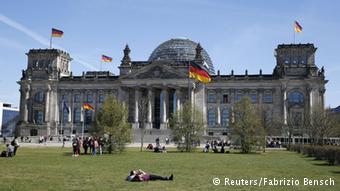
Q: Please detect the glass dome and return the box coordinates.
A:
[148,38,215,74]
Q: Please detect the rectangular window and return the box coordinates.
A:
[263,91,273,103]
[74,108,81,122]
[208,92,216,103]
[62,110,68,123]
[74,94,80,103]
[99,94,105,103]
[250,93,257,103]
[208,109,216,126]
[86,94,93,103]
[62,94,68,101]
[221,109,229,127]
[34,110,43,124]
[222,94,229,103]
[235,93,243,102]
[85,110,93,124]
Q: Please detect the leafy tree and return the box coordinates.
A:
[231,97,265,153]
[93,96,131,153]
[169,102,204,152]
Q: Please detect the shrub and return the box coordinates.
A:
[289,145,340,165]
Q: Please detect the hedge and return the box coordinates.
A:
[288,145,340,165]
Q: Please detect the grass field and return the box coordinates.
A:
[0,147,340,191]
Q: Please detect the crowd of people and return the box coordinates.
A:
[266,139,282,148]
[203,140,231,153]
[71,137,104,157]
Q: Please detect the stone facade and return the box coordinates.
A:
[17,39,327,142]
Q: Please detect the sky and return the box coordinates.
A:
[0,0,339,107]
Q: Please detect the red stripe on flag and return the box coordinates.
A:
[189,65,210,78]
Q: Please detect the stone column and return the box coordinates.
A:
[133,88,139,129]
[22,85,30,122]
[216,89,221,126]
[160,88,168,129]
[217,105,221,126]
[44,87,50,122]
[283,88,287,125]
[147,88,153,129]
[175,88,181,113]
[320,88,325,108]
[309,88,313,115]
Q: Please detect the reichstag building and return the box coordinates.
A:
[17,38,327,142]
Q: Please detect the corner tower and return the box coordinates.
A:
[18,49,72,136]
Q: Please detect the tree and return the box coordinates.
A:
[231,97,265,153]
[169,102,205,152]
[93,96,131,153]
[305,106,337,146]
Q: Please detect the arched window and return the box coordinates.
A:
[207,109,216,126]
[221,108,229,127]
[288,91,304,104]
[34,91,44,103]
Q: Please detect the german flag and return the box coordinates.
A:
[189,62,211,83]
[83,103,95,112]
[294,21,302,33]
[102,55,112,62]
[51,28,63,37]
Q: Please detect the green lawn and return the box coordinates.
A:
[0,147,340,191]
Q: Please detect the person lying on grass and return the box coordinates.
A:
[126,169,173,182]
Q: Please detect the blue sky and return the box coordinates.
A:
[0,0,339,107]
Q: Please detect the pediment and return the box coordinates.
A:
[122,61,187,79]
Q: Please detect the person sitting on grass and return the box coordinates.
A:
[126,169,173,182]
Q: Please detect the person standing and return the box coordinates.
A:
[83,137,89,155]
[11,137,20,156]
[92,138,98,156]
[72,138,78,157]
[77,138,82,155]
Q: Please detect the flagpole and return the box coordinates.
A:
[188,61,191,105]
[61,102,63,139]
[100,59,103,71]
[70,97,74,137]
[50,33,52,49]
[82,107,85,140]
[293,22,296,44]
